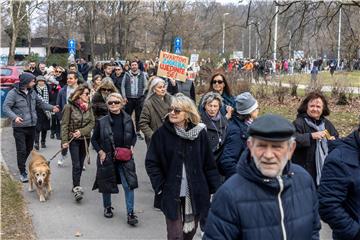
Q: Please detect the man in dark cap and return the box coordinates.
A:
[3,72,59,182]
[204,114,320,240]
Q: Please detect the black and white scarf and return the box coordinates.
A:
[174,123,206,233]
[36,85,51,118]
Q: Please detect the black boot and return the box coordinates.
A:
[41,142,46,148]
[104,207,114,218]
[127,212,138,226]
[34,143,39,150]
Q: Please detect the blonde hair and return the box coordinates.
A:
[171,93,201,125]
[106,92,124,105]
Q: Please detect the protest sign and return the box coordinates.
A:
[157,51,189,82]
[190,54,199,64]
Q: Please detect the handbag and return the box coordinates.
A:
[113,147,132,162]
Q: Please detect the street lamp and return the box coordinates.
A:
[288,30,291,59]
[249,21,252,58]
[222,12,230,54]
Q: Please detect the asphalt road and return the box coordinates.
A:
[0,126,333,240]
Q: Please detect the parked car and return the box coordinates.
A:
[0,66,23,86]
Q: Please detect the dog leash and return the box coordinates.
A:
[83,136,90,165]
[49,136,75,162]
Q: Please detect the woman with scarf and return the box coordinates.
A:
[292,91,338,186]
[91,93,138,225]
[61,84,95,202]
[139,77,173,146]
[34,75,51,150]
[91,77,118,120]
[145,93,221,240]
[198,73,235,119]
[218,92,259,180]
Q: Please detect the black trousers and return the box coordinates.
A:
[125,97,144,132]
[35,130,47,144]
[69,139,86,188]
[51,115,60,137]
[13,127,35,174]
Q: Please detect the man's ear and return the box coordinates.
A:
[247,139,252,149]
[288,141,296,159]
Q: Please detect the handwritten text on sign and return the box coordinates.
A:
[157,51,189,82]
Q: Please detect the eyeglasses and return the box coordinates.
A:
[168,107,182,114]
[101,88,112,92]
[115,69,122,71]
[108,101,121,105]
[212,80,224,84]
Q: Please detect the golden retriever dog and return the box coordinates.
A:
[28,150,51,202]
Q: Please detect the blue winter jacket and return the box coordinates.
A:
[318,129,360,240]
[218,116,249,179]
[204,149,321,240]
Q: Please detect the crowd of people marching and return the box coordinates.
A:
[2,57,359,240]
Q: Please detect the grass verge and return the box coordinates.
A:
[1,164,36,240]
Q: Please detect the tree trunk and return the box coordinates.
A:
[8,30,18,65]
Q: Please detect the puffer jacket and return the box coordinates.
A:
[3,85,53,128]
[60,100,95,144]
[318,129,360,240]
[218,116,249,179]
[204,149,321,240]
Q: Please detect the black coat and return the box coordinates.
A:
[292,113,339,183]
[200,111,228,152]
[145,120,221,220]
[91,111,138,193]
[318,130,360,240]
[34,84,51,131]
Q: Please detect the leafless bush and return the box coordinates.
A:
[255,83,270,99]
[273,86,289,104]
[288,75,301,97]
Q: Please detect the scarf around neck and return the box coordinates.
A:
[175,123,206,140]
[75,99,89,112]
[304,117,328,186]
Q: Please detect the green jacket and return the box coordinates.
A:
[61,100,95,144]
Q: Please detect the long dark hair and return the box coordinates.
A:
[297,91,330,117]
[207,73,232,96]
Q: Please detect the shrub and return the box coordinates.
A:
[46,53,69,67]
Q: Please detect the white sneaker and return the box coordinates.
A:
[57,154,66,166]
[82,165,86,171]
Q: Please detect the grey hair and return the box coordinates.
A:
[201,91,223,108]
[106,92,124,103]
[146,77,166,100]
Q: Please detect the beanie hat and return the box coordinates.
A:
[19,72,35,88]
[235,92,258,115]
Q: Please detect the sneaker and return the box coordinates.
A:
[127,212,138,226]
[57,154,66,167]
[34,143,39,150]
[104,207,114,218]
[82,165,86,171]
[20,172,28,183]
[72,186,83,202]
[50,133,55,139]
[41,142,46,148]
[136,133,144,141]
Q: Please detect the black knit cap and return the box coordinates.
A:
[248,114,295,142]
[19,72,35,88]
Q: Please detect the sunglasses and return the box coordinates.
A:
[115,69,122,71]
[82,92,90,96]
[212,80,224,84]
[101,88,112,92]
[108,101,121,105]
[168,107,182,114]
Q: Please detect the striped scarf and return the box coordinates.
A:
[36,85,51,118]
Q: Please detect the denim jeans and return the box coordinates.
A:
[69,140,86,187]
[102,164,134,214]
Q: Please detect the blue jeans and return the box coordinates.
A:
[102,164,134,214]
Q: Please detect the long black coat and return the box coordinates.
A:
[91,92,108,120]
[292,113,339,183]
[145,120,221,220]
[91,111,138,193]
[34,84,51,131]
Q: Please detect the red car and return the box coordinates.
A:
[0,66,23,87]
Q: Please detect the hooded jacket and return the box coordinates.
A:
[318,129,360,240]
[204,149,321,240]
[3,83,53,128]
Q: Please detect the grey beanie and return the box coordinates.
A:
[235,92,258,115]
[19,72,35,88]
[35,75,46,82]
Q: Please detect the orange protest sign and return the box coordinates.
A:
[157,51,189,82]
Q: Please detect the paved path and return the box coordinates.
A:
[1,126,333,239]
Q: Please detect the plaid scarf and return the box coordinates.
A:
[36,85,51,118]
